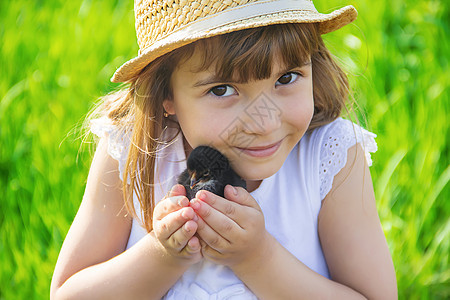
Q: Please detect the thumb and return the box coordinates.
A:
[168,184,186,197]
[224,185,260,210]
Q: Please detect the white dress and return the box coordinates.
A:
[91,117,377,299]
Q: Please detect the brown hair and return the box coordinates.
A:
[94,23,350,231]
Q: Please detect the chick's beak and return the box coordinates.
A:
[190,175,200,189]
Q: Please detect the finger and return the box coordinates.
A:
[200,241,222,263]
[183,235,202,255]
[196,217,229,252]
[194,190,245,224]
[168,219,198,252]
[153,195,190,221]
[224,185,261,211]
[168,184,187,197]
[193,204,234,250]
[155,206,197,241]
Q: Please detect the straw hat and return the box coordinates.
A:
[112,0,357,83]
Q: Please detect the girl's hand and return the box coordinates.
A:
[190,185,272,269]
[152,184,202,266]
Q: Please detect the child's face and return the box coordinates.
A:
[164,48,314,181]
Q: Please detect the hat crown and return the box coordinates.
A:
[112,0,356,82]
[134,0,316,53]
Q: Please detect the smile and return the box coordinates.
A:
[236,139,283,158]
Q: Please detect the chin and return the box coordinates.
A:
[236,162,283,181]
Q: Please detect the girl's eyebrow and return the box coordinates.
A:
[275,61,312,77]
[192,61,312,88]
[192,75,227,88]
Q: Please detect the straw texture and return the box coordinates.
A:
[112,0,357,82]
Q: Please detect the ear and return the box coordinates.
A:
[163,99,176,115]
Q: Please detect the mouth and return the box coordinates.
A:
[236,139,283,158]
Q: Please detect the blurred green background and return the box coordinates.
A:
[0,0,448,299]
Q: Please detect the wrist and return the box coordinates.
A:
[148,232,199,272]
[231,230,276,277]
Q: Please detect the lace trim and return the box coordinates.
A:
[319,119,377,200]
[90,117,131,182]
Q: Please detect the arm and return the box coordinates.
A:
[318,144,397,299]
[191,144,397,299]
[191,188,366,299]
[50,139,200,300]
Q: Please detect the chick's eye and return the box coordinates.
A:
[209,85,236,97]
[202,171,210,178]
[276,72,300,86]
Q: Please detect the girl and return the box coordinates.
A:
[51,0,397,299]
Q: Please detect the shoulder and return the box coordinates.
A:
[85,137,125,196]
[304,118,377,200]
[83,136,131,224]
[311,118,377,163]
[90,116,132,182]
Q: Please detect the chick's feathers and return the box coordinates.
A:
[177,146,246,200]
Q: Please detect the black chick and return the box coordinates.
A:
[177,146,246,200]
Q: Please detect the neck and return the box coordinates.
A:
[245,180,262,193]
[182,135,193,158]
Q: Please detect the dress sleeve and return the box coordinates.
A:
[90,116,131,182]
[319,118,377,200]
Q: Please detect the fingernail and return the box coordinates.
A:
[196,191,206,200]
[169,185,178,196]
[229,185,238,196]
[190,199,200,210]
[181,208,190,219]
[177,197,187,207]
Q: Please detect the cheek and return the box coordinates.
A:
[299,98,314,124]
[283,91,314,130]
[176,104,234,148]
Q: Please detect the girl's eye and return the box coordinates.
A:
[209,85,236,97]
[276,72,300,86]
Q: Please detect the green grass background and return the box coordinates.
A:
[0,0,448,298]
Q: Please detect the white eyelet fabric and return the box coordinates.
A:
[90,116,132,182]
[318,118,377,200]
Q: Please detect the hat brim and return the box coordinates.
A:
[111,5,357,83]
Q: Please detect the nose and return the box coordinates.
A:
[241,93,282,135]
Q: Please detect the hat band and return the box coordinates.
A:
[139,0,317,55]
